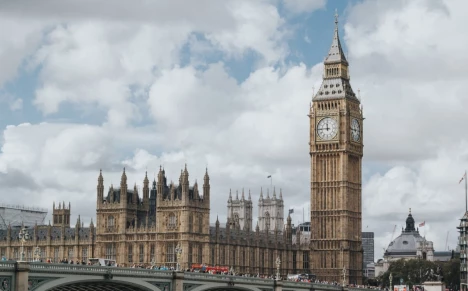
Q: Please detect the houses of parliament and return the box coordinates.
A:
[0,15,363,284]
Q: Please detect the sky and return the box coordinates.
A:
[0,0,467,260]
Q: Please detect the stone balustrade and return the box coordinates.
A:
[0,261,372,291]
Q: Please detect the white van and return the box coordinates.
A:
[88,258,116,267]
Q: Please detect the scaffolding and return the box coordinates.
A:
[0,203,48,229]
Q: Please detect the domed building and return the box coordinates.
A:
[375,210,435,276]
[385,210,433,260]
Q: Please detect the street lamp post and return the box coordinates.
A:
[389,272,393,291]
[275,256,281,280]
[175,243,182,271]
[18,227,30,262]
[33,246,41,262]
[342,266,346,287]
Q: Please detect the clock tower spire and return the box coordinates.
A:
[309,11,363,285]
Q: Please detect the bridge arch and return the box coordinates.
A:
[48,280,154,291]
[34,278,165,291]
[203,287,260,291]
[189,284,265,291]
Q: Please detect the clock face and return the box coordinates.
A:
[317,117,338,140]
[351,118,360,142]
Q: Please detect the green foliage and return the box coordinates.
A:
[442,259,460,291]
[377,259,460,290]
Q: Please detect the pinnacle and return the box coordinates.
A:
[324,10,348,65]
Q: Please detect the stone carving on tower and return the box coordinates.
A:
[309,11,363,284]
[227,189,253,231]
[258,188,284,232]
[52,201,71,227]
[155,165,211,269]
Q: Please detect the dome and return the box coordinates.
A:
[385,210,423,256]
[386,231,424,255]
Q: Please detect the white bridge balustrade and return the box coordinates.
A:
[0,261,371,291]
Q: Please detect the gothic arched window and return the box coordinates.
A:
[234,213,240,229]
[189,213,193,232]
[198,214,203,233]
[265,212,270,230]
[168,213,177,229]
[108,216,115,230]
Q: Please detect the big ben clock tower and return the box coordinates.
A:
[309,12,363,285]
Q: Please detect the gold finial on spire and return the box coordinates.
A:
[409,207,411,214]
[335,9,339,25]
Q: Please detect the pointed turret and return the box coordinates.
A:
[181,164,189,196]
[314,10,358,101]
[267,188,270,199]
[157,166,166,201]
[228,189,232,202]
[235,190,239,201]
[109,184,114,203]
[285,214,292,245]
[133,183,138,204]
[241,188,245,200]
[324,10,348,66]
[279,188,283,200]
[143,171,150,205]
[203,167,210,201]
[157,165,164,182]
[215,216,220,242]
[120,168,127,186]
[120,168,128,206]
[259,188,263,200]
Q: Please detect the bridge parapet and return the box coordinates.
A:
[0,261,369,291]
[185,272,274,284]
[30,262,174,278]
[282,281,343,291]
[0,261,16,271]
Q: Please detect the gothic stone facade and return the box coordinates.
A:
[309,14,363,284]
[93,167,310,275]
[0,167,310,277]
[0,16,363,281]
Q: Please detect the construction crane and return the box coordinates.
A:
[390,225,397,242]
[445,231,450,250]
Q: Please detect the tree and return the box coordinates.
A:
[442,259,460,291]
[377,259,460,290]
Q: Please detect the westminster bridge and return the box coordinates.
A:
[0,261,370,291]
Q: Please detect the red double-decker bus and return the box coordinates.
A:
[191,264,229,274]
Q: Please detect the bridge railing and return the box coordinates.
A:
[281,281,341,290]
[29,262,173,277]
[184,272,274,285]
[349,287,373,291]
[0,261,16,271]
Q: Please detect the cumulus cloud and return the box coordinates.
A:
[281,0,327,14]
[0,91,23,111]
[347,0,468,257]
[0,0,466,263]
